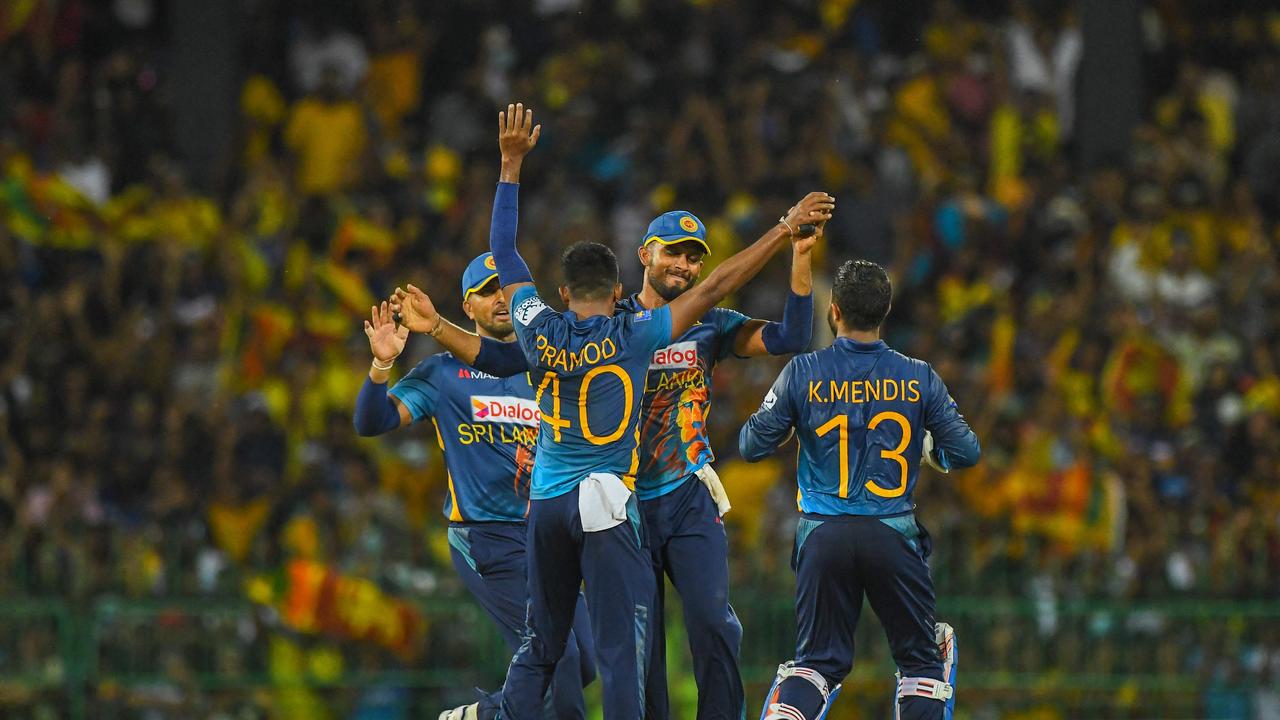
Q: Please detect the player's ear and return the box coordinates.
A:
[462,298,477,321]
[637,243,651,266]
[613,283,623,303]
[559,285,571,305]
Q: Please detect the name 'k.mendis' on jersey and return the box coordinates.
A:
[615,295,749,500]
[740,338,980,516]
[509,285,674,500]
[389,353,539,522]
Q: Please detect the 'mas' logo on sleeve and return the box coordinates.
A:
[471,396,541,426]
[514,296,549,326]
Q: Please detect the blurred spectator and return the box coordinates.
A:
[284,65,368,196]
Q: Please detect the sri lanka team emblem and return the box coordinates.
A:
[484,256,497,270]
[679,216,699,233]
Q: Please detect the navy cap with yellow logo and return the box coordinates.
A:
[461,253,500,298]
[642,211,710,255]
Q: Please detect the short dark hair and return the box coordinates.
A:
[833,259,891,331]
[561,242,619,300]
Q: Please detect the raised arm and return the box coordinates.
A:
[389,284,528,377]
[667,192,834,341]
[354,302,412,436]
[391,284,481,362]
[730,227,819,357]
[491,102,541,304]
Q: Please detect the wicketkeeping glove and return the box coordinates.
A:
[694,464,732,516]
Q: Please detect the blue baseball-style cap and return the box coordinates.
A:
[461,253,499,298]
[642,211,710,255]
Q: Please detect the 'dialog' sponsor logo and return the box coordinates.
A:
[470,396,541,426]
[650,341,698,370]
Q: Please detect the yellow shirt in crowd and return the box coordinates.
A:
[284,98,367,195]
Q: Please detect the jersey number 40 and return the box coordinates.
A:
[534,367,635,445]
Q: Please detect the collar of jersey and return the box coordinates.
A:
[562,310,611,327]
[618,294,644,312]
[835,337,887,353]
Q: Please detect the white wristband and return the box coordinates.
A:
[778,215,795,236]
[371,356,396,371]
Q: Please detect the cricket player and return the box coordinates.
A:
[399,210,819,720]
[354,260,596,716]
[435,102,833,720]
[739,259,980,720]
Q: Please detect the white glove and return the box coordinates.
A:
[922,431,949,474]
[695,464,732,516]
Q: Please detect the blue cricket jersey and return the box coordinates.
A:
[616,296,749,500]
[473,296,750,500]
[389,353,538,522]
[739,338,980,516]
[509,285,673,499]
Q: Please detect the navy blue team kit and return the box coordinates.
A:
[387,267,597,719]
[470,288,756,719]
[741,337,979,720]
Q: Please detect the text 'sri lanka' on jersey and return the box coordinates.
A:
[740,337,980,516]
[390,353,538,522]
[508,285,674,500]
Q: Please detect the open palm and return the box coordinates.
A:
[364,302,409,362]
[498,102,541,159]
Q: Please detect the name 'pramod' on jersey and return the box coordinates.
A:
[509,285,673,500]
[390,353,538,522]
[740,338,980,516]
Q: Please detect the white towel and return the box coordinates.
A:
[578,472,632,532]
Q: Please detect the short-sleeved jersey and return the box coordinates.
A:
[739,338,980,516]
[509,285,673,499]
[389,353,538,522]
[616,295,749,500]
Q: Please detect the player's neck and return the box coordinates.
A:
[636,282,669,310]
[567,298,617,318]
[841,329,881,344]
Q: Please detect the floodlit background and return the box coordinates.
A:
[1,0,1279,718]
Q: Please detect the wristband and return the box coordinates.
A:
[778,214,796,236]
[371,356,396,371]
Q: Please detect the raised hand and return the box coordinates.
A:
[778,190,839,238]
[793,216,827,256]
[389,284,440,334]
[498,102,541,162]
[364,301,409,363]
[781,192,835,253]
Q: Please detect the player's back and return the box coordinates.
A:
[744,337,979,516]
[510,286,673,499]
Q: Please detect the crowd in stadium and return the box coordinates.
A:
[1,0,1279,717]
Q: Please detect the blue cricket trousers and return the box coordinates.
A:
[447,522,596,719]
[498,486,656,720]
[775,512,944,720]
[641,474,744,720]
